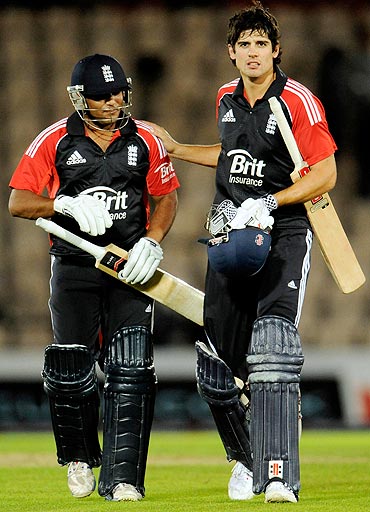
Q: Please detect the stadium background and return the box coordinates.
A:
[0,0,370,430]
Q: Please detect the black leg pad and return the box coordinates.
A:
[42,344,102,467]
[98,326,156,498]
[196,341,252,469]
[247,316,304,496]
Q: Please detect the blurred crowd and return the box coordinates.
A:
[1,2,370,349]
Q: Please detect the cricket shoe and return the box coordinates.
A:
[67,461,95,498]
[111,483,143,501]
[264,480,298,503]
[228,461,255,500]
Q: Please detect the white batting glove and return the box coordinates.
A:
[228,197,276,231]
[118,237,163,285]
[54,194,113,236]
[228,198,258,229]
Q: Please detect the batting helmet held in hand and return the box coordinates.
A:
[207,227,271,278]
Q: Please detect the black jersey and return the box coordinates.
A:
[10,113,180,255]
[214,67,337,228]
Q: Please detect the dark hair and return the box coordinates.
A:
[227,1,282,66]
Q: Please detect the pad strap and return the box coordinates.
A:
[42,344,102,467]
[98,326,156,499]
[196,341,252,469]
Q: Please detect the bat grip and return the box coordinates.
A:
[35,218,105,260]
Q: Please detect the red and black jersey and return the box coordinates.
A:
[10,113,180,254]
[214,67,337,227]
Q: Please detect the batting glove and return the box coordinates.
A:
[228,197,275,231]
[118,237,163,285]
[54,194,113,236]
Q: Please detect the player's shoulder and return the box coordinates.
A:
[217,78,240,104]
[135,119,156,138]
[281,78,324,125]
[36,117,68,139]
[134,119,167,156]
[26,117,68,157]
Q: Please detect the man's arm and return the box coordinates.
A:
[9,189,55,219]
[145,121,220,168]
[118,190,178,285]
[273,154,337,207]
[146,190,178,243]
[9,188,112,236]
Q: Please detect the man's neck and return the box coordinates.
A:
[85,124,116,151]
[243,71,276,107]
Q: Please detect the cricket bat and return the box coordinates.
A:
[268,96,365,294]
[36,218,204,325]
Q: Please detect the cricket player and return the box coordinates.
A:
[147,1,337,503]
[8,54,179,501]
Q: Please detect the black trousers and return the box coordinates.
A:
[49,256,154,359]
[203,228,312,381]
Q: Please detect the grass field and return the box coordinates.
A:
[1,429,369,511]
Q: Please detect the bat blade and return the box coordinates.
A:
[290,172,365,293]
[36,218,204,325]
[268,97,365,294]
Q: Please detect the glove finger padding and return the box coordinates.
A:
[67,202,92,234]
[118,237,163,285]
[86,197,112,236]
[54,194,112,236]
[131,255,159,285]
[229,198,274,231]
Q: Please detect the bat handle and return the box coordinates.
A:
[268,96,305,168]
[35,218,105,261]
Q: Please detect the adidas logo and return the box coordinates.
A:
[222,109,236,122]
[288,280,298,290]
[66,150,87,165]
[145,304,152,313]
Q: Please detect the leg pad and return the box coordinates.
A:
[42,344,102,467]
[196,341,252,469]
[98,326,156,498]
[247,316,304,495]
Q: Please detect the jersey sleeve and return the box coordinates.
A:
[136,122,180,196]
[282,80,337,167]
[9,120,65,198]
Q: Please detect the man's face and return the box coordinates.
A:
[228,30,279,82]
[85,91,124,127]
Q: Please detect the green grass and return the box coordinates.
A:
[1,429,370,511]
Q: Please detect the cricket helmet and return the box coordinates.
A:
[67,54,132,128]
[207,227,271,278]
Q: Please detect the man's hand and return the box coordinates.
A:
[54,194,113,236]
[118,237,163,285]
[144,121,178,154]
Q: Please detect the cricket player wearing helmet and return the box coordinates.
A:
[148,0,337,503]
[8,54,179,501]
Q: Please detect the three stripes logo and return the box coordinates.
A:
[222,108,236,123]
[66,150,87,165]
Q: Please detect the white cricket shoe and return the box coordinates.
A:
[111,483,143,501]
[265,480,298,503]
[67,461,95,498]
[228,461,255,500]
